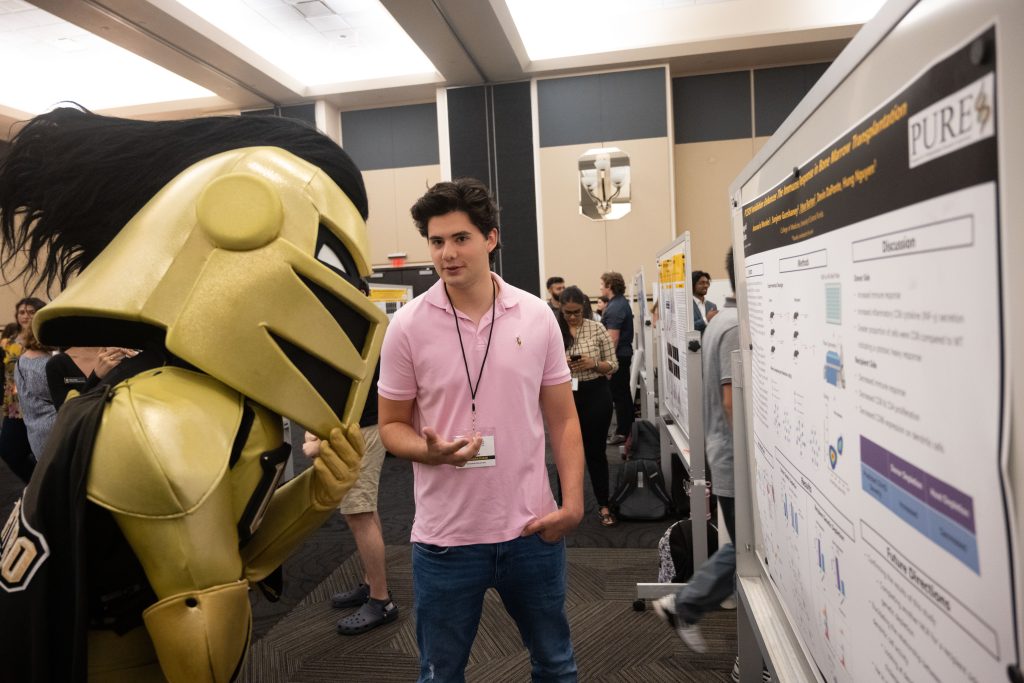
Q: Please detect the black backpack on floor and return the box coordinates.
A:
[610,458,673,521]
[657,518,720,582]
[624,419,660,461]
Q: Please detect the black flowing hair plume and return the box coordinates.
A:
[0,105,367,293]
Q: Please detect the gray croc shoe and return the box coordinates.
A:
[336,596,399,635]
[331,583,369,608]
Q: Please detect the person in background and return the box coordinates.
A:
[594,295,609,323]
[46,346,135,410]
[379,177,584,682]
[599,272,634,445]
[692,270,718,334]
[14,325,57,461]
[546,275,566,314]
[306,362,396,635]
[654,248,742,657]
[305,282,397,636]
[0,296,46,483]
[558,286,619,527]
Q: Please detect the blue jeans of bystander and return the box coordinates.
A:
[412,533,577,683]
[674,542,737,624]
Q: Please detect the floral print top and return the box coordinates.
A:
[3,339,25,419]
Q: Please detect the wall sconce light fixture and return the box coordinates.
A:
[578,147,631,221]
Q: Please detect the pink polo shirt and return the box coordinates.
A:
[378,273,571,545]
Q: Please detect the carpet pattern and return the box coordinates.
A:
[242,546,737,682]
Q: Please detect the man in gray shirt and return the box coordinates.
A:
[654,247,740,655]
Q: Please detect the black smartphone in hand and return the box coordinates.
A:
[570,354,582,361]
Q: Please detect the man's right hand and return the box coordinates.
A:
[422,427,482,467]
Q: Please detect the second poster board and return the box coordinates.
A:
[656,232,694,436]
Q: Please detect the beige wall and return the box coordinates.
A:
[540,137,673,300]
[363,164,440,268]
[673,135,772,282]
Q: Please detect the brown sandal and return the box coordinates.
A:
[599,508,617,527]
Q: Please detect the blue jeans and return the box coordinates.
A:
[412,534,577,682]
[674,542,736,624]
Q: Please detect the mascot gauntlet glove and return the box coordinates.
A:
[311,424,364,510]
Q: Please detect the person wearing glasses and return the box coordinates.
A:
[558,286,619,527]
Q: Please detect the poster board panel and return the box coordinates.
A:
[656,233,693,435]
[730,1,1020,681]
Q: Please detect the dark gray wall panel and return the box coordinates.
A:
[490,82,538,294]
[447,81,538,294]
[598,69,667,142]
[447,86,491,185]
[280,103,316,126]
[342,103,439,171]
[539,68,667,147]
[754,62,830,137]
[538,74,603,148]
[241,103,316,127]
[673,71,752,143]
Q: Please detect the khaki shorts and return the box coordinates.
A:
[339,424,386,515]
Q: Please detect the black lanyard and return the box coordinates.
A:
[445,280,497,426]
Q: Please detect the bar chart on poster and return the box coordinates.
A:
[730,1,1022,680]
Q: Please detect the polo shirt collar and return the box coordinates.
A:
[424,272,520,317]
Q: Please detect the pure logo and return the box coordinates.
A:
[907,73,995,169]
[0,499,50,592]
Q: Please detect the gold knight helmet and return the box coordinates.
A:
[2,107,386,436]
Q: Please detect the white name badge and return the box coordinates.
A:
[455,427,497,469]
[572,377,579,391]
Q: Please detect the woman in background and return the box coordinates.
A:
[558,286,620,527]
[0,296,46,482]
[15,325,57,461]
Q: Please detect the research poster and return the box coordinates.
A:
[742,28,1016,683]
[658,237,692,431]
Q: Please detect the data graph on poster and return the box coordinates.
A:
[741,28,1016,683]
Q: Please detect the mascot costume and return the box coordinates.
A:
[0,107,386,682]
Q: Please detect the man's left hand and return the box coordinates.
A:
[521,506,584,543]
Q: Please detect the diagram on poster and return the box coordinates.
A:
[741,27,1015,683]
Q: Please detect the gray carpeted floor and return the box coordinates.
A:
[242,546,737,682]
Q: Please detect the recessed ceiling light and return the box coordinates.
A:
[294,0,332,18]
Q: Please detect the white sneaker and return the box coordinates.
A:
[652,595,708,653]
[677,621,708,653]
[720,594,737,610]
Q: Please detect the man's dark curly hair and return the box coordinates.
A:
[410,177,500,264]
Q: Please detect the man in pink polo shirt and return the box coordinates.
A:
[378,178,585,682]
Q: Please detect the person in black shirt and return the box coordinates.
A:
[599,271,635,445]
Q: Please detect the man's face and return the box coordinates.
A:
[548,282,565,303]
[599,280,612,299]
[695,276,710,297]
[427,211,497,291]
